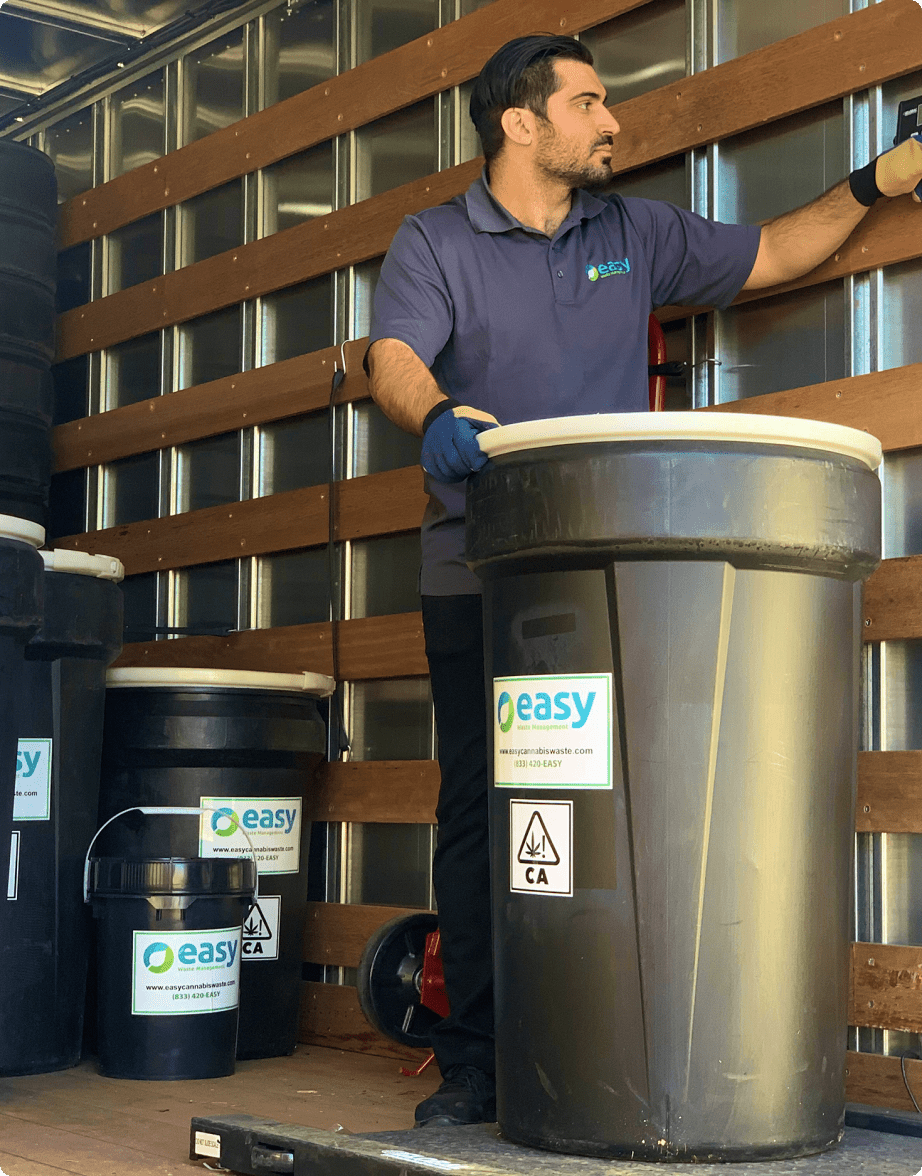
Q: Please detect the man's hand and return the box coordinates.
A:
[421,405,499,483]
[877,133,922,202]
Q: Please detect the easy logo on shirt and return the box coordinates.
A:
[586,258,631,281]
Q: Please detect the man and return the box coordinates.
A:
[366,34,922,1129]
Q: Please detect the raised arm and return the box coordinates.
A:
[743,133,922,291]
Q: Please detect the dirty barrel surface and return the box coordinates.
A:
[467,412,882,1163]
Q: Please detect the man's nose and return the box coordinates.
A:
[599,108,620,138]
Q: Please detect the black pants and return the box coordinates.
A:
[421,594,495,1076]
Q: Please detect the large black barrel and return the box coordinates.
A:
[0,515,44,902]
[89,854,256,1080]
[0,549,123,1075]
[467,412,882,1162]
[0,142,57,526]
[98,669,332,1059]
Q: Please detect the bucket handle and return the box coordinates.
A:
[83,806,260,905]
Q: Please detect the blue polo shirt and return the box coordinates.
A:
[369,171,761,595]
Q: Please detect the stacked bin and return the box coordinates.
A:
[0,549,123,1075]
[97,668,333,1059]
[468,412,882,1162]
[0,141,56,527]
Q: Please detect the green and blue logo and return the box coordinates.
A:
[497,691,515,733]
[211,807,240,838]
[143,942,175,973]
[586,258,630,281]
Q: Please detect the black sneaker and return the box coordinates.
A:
[414,1065,497,1127]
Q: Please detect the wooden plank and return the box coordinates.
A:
[612,0,922,175]
[846,1050,922,1113]
[309,760,440,824]
[51,465,426,572]
[857,752,922,834]
[57,0,657,250]
[112,611,429,682]
[863,556,922,643]
[54,1,922,362]
[706,363,922,456]
[52,341,370,474]
[304,902,434,969]
[298,981,429,1063]
[851,942,922,1033]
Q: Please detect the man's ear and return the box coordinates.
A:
[500,106,536,148]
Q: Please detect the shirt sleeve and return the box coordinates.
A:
[366,215,454,368]
[619,197,762,311]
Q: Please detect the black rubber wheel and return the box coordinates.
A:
[357,912,443,1048]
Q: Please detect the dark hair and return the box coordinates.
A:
[469,35,594,162]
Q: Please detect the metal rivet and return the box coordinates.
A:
[865,618,872,626]
[863,805,870,813]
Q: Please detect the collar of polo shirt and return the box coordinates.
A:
[465,167,609,238]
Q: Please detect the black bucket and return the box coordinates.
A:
[0,550,123,1076]
[88,818,256,1080]
[98,669,332,1059]
[0,142,57,527]
[0,515,44,899]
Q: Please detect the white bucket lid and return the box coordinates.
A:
[41,549,124,581]
[107,666,335,697]
[0,514,44,547]
[478,412,883,471]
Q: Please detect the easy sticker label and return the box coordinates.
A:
[199,797,302,875]
[132,927,241,1016]
[494,674,612,789]
[510,800,572,896]
[14,739,52,821]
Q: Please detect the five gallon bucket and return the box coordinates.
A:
[89,834,256,1080]
[0,549,123,1075]
[98,668,333,1059]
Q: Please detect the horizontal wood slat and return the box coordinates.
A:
[846,1050,922,1113]
[707,362,922,455]
[298,981,427,1063]
[51,465,426,572]
[113,611,428,681]
[857,753,922,834]
[863,556,922,643]
[54,2,922,363]
[54,353,922,476]
[851,942,922,1033]
[52,341,370,474]
[57,0,656,250]
[304,902,434,969]
[308,761,440,825]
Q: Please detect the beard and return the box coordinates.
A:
[533,120,614,190]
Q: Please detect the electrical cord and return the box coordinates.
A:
[328,346,351,758]
[901,1052,922,1115]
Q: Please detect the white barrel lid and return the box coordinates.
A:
[41,548,125,581]
[478,412,883,471]
[107,666,335,697]
[0,514,44,547]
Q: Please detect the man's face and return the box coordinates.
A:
[532,59,621,189]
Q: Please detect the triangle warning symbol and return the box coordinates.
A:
[517,812,560,866]
[243,902,273,940]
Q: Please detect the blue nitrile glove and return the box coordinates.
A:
[420,399,499,483]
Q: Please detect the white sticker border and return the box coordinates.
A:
[509,799,573,898]
[242,894,281,962]
[198,796,303,876]
[131,927,242,1017]
[494,673,613,790]
[14,737,52,821]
